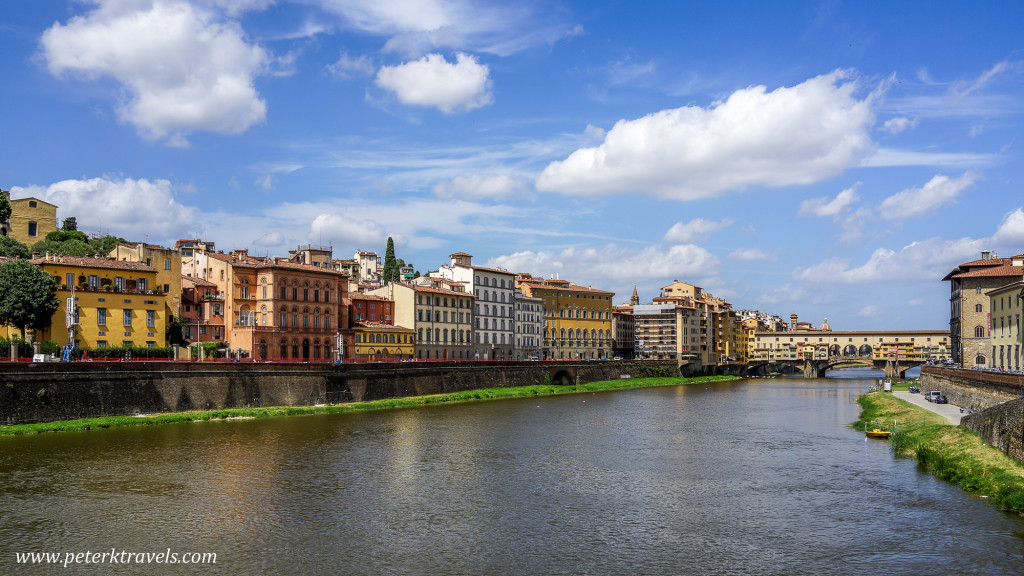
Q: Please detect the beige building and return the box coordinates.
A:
[2,192,58,246]
[987,281,1023,371]
[435,252,516,359]
[943,251,1024,367]
[109,243,183,316]
[370,282,475,360]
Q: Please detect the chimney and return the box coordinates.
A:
[982,250,991,260]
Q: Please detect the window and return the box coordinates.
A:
[164,259,171,270]
[138,278,148,292]
[114,277,125,290]
[88,275,99,288]
[975,325,986,338]
[28,201,37,208]
[976,304,983,313]
[147,310,155,327]
[28,222,37,236]
[97,308,107,326]
[123,310,132,326]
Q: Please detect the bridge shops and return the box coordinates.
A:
[751,330,951,363]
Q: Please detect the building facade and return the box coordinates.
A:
[30,255,166,350]
[5,194,58,247]
[612,305,635,359]
[435,252,515,359]
[371,282,475,360]
[987,281,1023,371]
[517,277,614,360]
[109,243,183,316]
[514,289,543,360]
[943,251,1024,366]
[633,304,678,360]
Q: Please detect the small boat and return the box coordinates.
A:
[865,428,893,439]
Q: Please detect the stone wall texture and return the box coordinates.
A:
[0,360,681,425]
[923,366,1024,465]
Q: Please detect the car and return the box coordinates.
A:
[908,385,920,393]
[935,394,948,404]
[926,391,942,402]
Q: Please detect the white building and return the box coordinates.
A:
[435,252,515,359]
[514,289,543,360]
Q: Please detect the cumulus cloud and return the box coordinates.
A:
[40,0,268,146]
[11,176,196,241]
[536,69,878,199]
[880,116,918,134]
[376,52,492,113]
[878,172,977,219]
[487,243,718,295]
[254,231,285,246]
[663,218,733,244]
[728,248,773,261]
[992,208,1024,245]
[799,184,861,218]
[310,213,391,247]
[327,51,375,78]
[432,174,525,199]
[792,236,985,285]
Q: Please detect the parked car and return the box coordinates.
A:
[908,385,920,394]
[926,391,942,402]
[935,394,948,404]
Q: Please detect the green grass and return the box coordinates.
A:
[0,375,737,437]
[857,391,1024,515]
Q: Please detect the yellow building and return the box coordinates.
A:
[109,243,183,315]
[517,276,614,360]
[3,193,58,246]
[351,322,415,360]
[31,255,167,350]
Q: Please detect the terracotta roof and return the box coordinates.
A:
[396,282,475,298]
[259,260,344,275]
[453,262,515,276]
[945,262,1023,280]
[350,293,390,301]
[985,280,1024,295]
[32,255,156,272]
[182,275,217,288]
[518,280,614,296]
[352,322,413,331]
[449,252,473,257]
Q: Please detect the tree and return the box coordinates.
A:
[0,192,10,224]
[61,216,78,231]
[30,238,92,257]
[382,236,399,285]
[166,314,186,347]
[0,259,60,340]
[0,236,30,259]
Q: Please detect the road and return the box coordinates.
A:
[892,390,963,425]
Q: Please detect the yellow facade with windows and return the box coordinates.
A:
[351,323,414,360]
[518,278,614,360]
[109,243,183,315]
[29,255,166,350]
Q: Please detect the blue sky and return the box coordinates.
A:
[2,1,1022,331]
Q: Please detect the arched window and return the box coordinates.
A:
[975,325,986,338]
[975,354,987,365]
[976,304,984,312]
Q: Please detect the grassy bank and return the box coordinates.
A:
[0,374,737,437]
[856,391,1024,514]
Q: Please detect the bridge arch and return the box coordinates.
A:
[843,344,858,356]
[858,344,873,356]
[550,369,574,386]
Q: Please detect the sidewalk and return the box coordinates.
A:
[892,390,963,425]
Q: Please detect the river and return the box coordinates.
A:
[2,375,1022,575]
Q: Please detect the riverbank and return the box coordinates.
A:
[0,374,738,437]
[856,391,1024,514]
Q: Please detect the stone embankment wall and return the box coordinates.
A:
[0,360,680,425]
[923,366,1024,465]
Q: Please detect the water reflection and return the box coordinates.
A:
[0,378,1022,575]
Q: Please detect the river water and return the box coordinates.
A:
[2,375,1023,575]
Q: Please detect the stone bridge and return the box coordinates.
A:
[746,355,925,379]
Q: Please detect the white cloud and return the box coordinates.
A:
[799,184,861,218]
[663,218,732,244]
[880,116,918,134]
[327,51,375,78]
[255,174,274,190]
[254,231,285,246]
[992,208,1024,245]
[864,148,994,167]
[487,243,718,298]
[878,172,977,219]
[11,176,196,242]
[858,305,879,317]
[536,70,878,199]
[310,213,391,247]
[432,174,525,199]
[40,0,268,145]
[950,60,1021,104]
[792,236,985,285]
[728,248,773,261]
[375,52,492,113]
